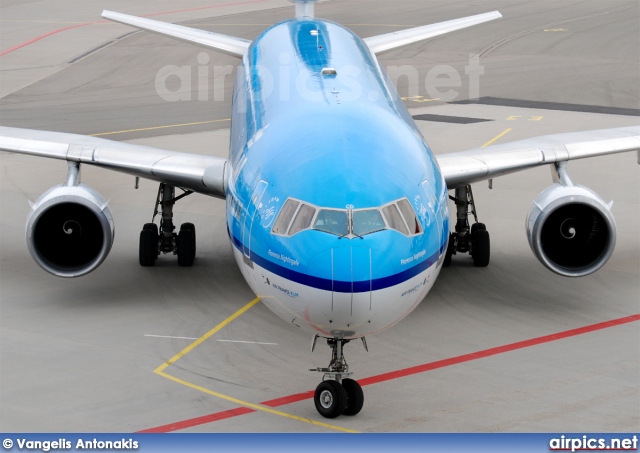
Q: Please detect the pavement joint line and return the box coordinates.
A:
[142,313,640,432]
[0,23,93,57]
[0,0,266,57]
[89,119,231,136]
[481,127,512,147]
[0,20,90,24]
[144,334,199,340]
[154,297,260,373]
[151,296,357,433]
[0,2,416,58]
[154,370,359,433]
[216,339,279,345]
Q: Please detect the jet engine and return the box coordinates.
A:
[526,183,616,277]
[26,184,115,278]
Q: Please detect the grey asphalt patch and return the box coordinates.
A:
[412,114,493,124]
[453,97,640,117]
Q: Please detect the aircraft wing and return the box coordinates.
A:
[0,127,227,199]
[437,126,640,189]
[101,9,501,59]
[364,11,502,55]
[101,10,251,58]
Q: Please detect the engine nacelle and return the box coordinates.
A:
[526,184,616,277]
[26,184,115,278]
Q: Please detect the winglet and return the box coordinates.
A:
[101,10,251,58]
[364,11,502,55]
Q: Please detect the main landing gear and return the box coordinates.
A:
[310,337,365,418]
[139,183,196,267]
[444,184,490,267]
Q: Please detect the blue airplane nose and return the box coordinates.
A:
[305,242,397,338]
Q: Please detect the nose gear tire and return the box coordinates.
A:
[314,380,347,418]
[341,378,364,416]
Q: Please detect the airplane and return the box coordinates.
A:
[1,0,639,419]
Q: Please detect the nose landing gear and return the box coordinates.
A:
[310,338,364,418]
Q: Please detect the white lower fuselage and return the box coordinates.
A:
[232,246,444,339]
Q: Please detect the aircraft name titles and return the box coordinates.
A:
[400,249,426,266]
[268,249,300,267]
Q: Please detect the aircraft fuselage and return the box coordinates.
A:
[225,18,449,339]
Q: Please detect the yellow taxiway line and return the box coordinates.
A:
[481,128,512,148]
[153,297,358,433]
[154,297,260,373]
[90,118,231,137]
[155,369,358,433]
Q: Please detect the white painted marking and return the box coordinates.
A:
[216,339,279,345]
[144,334,198,340]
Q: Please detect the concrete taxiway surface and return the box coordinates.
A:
[1,0,638,433]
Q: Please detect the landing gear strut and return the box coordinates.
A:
[444,184,490,267]
[139,183,196,267]
[310,338,364,418]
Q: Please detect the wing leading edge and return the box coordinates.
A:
[101,10,250,58]
[0,127,227,199]
[364,11,502,55]
[437,126,640,189]
[100,9,501,58]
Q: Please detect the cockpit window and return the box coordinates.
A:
[271,197,423,238]
[397,199,423,234]
[382,204,409,235]
[288,204,316,235]
[314,210,348,236]
[352,209,385,236]
[272,199,299,234]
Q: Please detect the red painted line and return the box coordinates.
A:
[139,313,639,432]
[261,390,315,408]
[358,313,640,387]
[0,23,92,57]
[0,0,265,57]
[137,406,255,433]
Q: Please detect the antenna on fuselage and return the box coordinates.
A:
[291,0,317,19]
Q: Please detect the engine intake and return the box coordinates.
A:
[526,184,616,277]
[26,184,115,277]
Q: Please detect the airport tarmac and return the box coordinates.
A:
[0,0,638,433]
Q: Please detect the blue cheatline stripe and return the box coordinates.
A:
[229,232,442,293]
